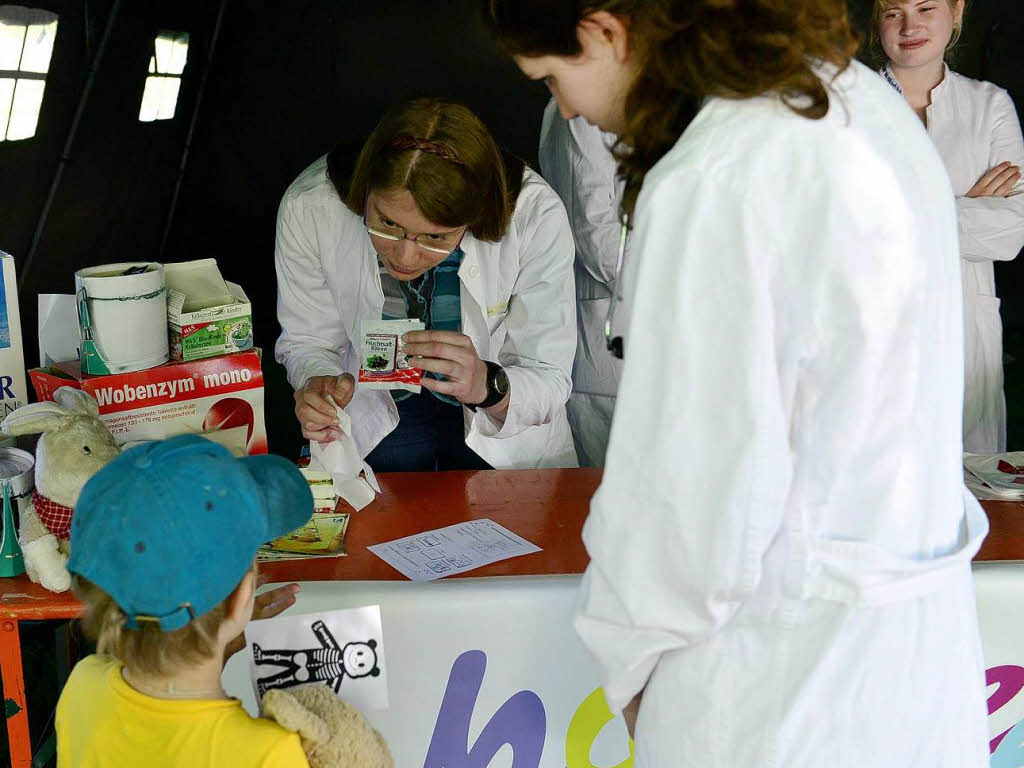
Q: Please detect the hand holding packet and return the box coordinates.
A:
[358,319,425,393]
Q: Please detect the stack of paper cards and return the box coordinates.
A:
[258,512,349,562]
[300,466,337,513]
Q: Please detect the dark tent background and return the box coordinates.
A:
[0,0,557,462]
[1,0,1023,460]
[0,0,1022,763]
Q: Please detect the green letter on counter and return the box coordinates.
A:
[566,688,634,768]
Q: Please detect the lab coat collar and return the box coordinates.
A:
[881,63,903,94]
[456,231,487,311]
[931,62,952,100]
[880,62,951,101]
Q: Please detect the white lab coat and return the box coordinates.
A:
[274,156,578,469]
[539,101,627,467]
[921,65,1024,453]
[576,61,989,767]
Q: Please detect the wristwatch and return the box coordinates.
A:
[468,361,509,411]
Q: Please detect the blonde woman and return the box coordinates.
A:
[877,0,1024,452]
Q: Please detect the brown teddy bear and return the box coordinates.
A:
[262,683,394,768]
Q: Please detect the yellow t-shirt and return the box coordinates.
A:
[56,655,309,768]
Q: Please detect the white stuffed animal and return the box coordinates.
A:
[1,387,120,592]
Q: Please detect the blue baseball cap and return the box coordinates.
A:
[69,434,313,632]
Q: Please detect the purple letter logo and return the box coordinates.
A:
[424,650,547,768]
[988,666,1024,754]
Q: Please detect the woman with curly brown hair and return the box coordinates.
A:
[485,1,989,765]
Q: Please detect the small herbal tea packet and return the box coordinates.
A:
[358,319,425,393]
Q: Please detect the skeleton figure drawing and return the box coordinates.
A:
[253,620,381,697]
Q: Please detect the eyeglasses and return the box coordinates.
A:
[604,213,629,360]
[364,224,461,256]
[363,194,466,256]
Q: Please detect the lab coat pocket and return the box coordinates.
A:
[964,293,1001,376]
[963,293,1004,446]
[486,306,509,354]
[801,493,988,607]
[574,297,622,397]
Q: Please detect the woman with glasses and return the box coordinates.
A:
[486,0,989,765]
[874,0,1024,453]
[275,98,578,471]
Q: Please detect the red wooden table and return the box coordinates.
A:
[0,467,1019,768]
[260,468,597,583]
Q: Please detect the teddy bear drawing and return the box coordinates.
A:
[1,387,119,592]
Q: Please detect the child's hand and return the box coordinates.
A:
[223,574,300,662]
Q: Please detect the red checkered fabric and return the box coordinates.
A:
[32,490,73,540]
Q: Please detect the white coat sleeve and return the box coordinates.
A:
[539,107,623,287]
[473,194,577,439]
[574,169,793,712]
[957,89,1024,264]
[564,120,625,287]
[274,196,349,390]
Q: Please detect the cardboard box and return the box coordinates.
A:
[0,252,29,421]
[166,260,253,362]
[29,350,267,455]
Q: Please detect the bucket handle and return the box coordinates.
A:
[76,283,167,345]
[82,286,167,303]
[76,287,93,341]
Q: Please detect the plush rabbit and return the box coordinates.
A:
[0,387,120,592]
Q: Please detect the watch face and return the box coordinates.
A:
[493,367,510,395]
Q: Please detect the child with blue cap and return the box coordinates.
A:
[55,434,314,767]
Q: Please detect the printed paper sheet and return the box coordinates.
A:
[367,519,541,581]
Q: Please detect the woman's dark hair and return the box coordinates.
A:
[328,97,523,242]
[484,0,860,216]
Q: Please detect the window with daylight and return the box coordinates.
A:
[0,5,59,142]
[139,31,188,122]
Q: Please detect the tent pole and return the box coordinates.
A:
[158,0,229,260]
[20,0,123,290]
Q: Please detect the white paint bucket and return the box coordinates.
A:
[0,447,33,498]
[75,262,169,374]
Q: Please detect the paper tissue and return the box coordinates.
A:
[308,405,379,511]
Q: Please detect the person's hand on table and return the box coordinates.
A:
[403,330,492,405]
[966,161,1021,198]
[223,573,300,663]
[294,373,354,443]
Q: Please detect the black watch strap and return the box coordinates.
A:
[468,361,508,412]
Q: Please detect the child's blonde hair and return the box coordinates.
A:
[72,563,255,677]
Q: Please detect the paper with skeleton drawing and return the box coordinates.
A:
[245,604,388,709]
[367,519,542,581]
